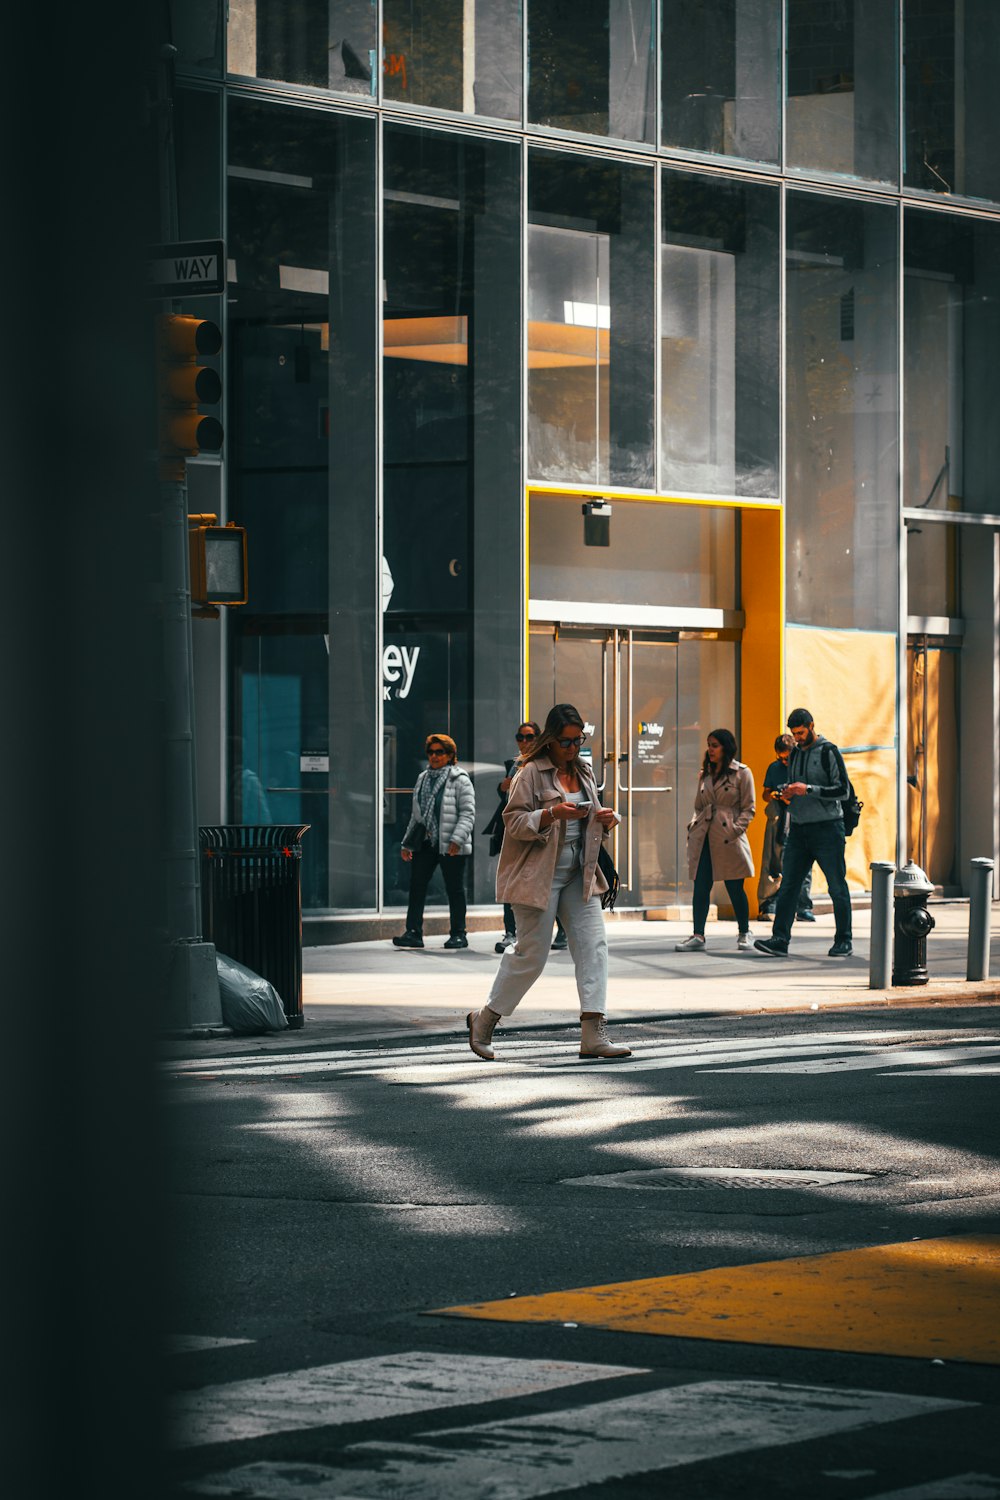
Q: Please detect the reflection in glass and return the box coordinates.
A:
[904,0,1000,203]
[907,524,957,621]
[677,635,736,874]
[172,0,223,73]
[227,99,378,908]
[382,0,521,119]
[528,149,655,486]
[530,495,736,609]
[786,192,899,630]
[528,0,655,142]
[382,125,522,907]
[661,170,779,497]
[786,0,898,186]
[661,0,779,164]
[904,210,1000,516]
[228,0,376,96]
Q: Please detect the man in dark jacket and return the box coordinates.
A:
[754,707,854,958]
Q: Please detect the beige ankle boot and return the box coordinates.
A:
[467,1006,500,1061]
[579,1012,632,1059]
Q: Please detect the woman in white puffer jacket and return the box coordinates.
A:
[393,733,476,950]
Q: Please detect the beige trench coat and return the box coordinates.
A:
[496,755,618,911]
[685,760,756,881]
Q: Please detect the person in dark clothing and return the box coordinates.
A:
[758,733,814,922]
[485,722,567,955]
[755,708,854,959]
[393,734,476,950]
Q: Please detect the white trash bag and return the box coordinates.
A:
[216,951,289,1034]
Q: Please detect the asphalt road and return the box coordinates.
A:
[165,1006,1000,1499]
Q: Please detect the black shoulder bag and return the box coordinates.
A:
[597,844,620,911]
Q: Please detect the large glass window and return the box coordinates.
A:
[661,169,780,498]
[786,192,899,630]
[382,0,521,119]
[383,125,521,909]
[904,209,1000,516]
[786,0,898,186]
[227,99,378,909]
[528,0,655,142]
[530,494,737,608]
[904,0,1000,204]
[228,1,376,96]
[661,0,780,164]
[528,149,655,487]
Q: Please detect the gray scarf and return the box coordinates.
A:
[417,765,449,846]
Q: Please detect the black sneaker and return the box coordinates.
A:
[443,933,469,950]
[828,939,853,957]
[495,933,515,955]
[754,936,789,957]
[392,930,423,949]
[551,933,568,951]
[797,910,817,922]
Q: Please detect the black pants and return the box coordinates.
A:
[773,820,852,945]
[503,901,565,942]
[406,843,468,936]
[693,840,750,934]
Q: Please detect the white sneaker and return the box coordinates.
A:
[737,931,752,951]
[674,934,706,952]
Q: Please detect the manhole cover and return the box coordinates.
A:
[562,1166,872,1191]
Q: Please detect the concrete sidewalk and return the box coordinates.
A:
[303,899,1000,1029]
[160,902,1000,1060]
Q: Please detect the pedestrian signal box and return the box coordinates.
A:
[188,514,247,616]
[157,314,224,477]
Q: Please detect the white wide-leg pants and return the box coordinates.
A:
[486,857,608,1018]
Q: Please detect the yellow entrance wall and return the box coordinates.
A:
[785,625,897,893]
[740,508,783,918]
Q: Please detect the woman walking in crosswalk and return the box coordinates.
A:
[466,703,631,1062]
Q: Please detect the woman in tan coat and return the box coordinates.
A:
[466,703,631,1063]
[675,727,756,953]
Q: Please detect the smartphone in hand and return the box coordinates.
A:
[576,801,592,813]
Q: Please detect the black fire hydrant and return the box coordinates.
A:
[892,862,936,986]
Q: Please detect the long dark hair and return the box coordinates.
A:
[522,703,587,776]
[703,727,738,778]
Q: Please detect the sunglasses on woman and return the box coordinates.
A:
[515,732,534,742]
[427,747,448,758]
[556,735,586,749]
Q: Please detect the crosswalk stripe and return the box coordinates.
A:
[164,1031,1000,1083]
[708,1045,1000,1075]
[165,1032,930,1082]
[182,1379,969,1497]
[172,1351,646,1450]
[892,1065,1000,1076]
[863,1477,1000,1499]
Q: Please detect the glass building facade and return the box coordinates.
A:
[176,1,1000,926]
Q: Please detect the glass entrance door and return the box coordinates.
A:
[530,624,736,906]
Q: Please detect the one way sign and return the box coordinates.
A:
[148,240,225,297]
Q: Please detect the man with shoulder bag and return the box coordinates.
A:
[754,708,855,959]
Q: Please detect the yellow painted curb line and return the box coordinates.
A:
[433,1235,1000,1365]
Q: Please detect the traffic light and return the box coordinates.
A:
[188,514,247,616]
[156,313,224,477]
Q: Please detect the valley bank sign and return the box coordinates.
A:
[381,555,419,700]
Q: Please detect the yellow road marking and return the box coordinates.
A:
[433,1235,1000,1365]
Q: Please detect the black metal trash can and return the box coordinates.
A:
[199,825,311,1029]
